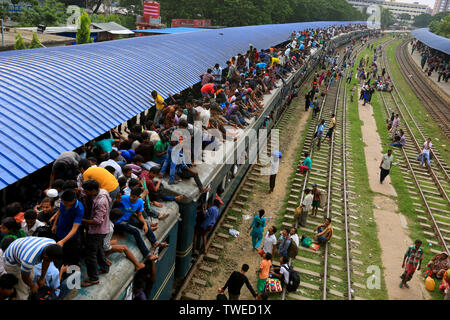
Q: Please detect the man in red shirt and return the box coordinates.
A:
[201,83,216,97]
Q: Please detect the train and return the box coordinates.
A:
[71,27,375,300]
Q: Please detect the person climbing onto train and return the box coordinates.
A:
[248,209,266,252]
[194,199,221,254]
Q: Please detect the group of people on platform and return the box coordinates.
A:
[412,40,449,83]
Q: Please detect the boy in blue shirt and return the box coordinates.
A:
[51,189,84,266]
[114,187,167,260]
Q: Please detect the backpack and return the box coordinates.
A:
[284,265,300,292]
[301,236,312,248]
[287,238,299,259]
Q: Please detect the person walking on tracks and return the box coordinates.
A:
[297,188,313,227]
[400,240,424,289]
[313,120,326,150]
[269,151,282,194]
[325,113,336,144]
[310,183,323,217]
[379,149,394,184]
[248,209,267,252]
[218,264,257,300]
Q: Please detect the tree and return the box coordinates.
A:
[14,33,27,50]
[429,13,450,38]
[413,13,432,28]
[16,0,69,27]
[28,32,42,49]
[76,11,94,44]
[380,8,395,29]
[398,13,411,21]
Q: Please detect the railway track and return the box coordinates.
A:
[378,44,450,256]
[176,37,373,301]
[395,40,450,138]
[176,50,322,300]
[281,41,373,301]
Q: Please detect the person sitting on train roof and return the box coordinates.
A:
[113,187,167,261]
[105,208,147,271]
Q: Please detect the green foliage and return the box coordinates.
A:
[398,13,411,21]
[380,7,395,29]
[155,0,367,27]
[413,13,432,27]
[15,0,69,27]
[14,33,27,50]
[28,32,42,49]
[76,11,93,44]
[429,13,450,38]
[89,13,136,30]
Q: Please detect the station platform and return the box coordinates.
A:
[407,42,450,99]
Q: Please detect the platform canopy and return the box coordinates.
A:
[410,28,450,55]
[0,20,366,190]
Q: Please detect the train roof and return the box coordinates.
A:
[0,21,365,191]
[72,201,180,300]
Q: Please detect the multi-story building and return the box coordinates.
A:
[432,0,450,15]
[347,0,430,23]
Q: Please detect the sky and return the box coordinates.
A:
[393,0,436,8]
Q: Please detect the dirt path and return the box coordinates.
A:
[197,97,311,300]
[357,86,397,197]
[358,89,430,300]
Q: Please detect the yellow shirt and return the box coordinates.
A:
[155,94,165,111]
[271,57,280,65]
[83,167,119,193]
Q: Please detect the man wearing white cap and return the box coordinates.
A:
[269,151,282,194]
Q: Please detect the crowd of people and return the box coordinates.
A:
[0,23,367,301]
[412,40,450,83]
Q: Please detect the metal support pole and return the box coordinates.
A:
[1,19,4,47]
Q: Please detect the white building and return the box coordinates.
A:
[347,0,430,23]
[432,0,450,15]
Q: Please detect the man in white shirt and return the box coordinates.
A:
[262,226,278,256]
[273,256,290,285]
[269,151,282,194]
[299,188,313,227]
[417,138,432,167]
[99,150,123,180]
[289,228,299,247]
[380,149,394,184]
[21,210,45,236]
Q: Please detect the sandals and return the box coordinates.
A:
[81,280,100,287]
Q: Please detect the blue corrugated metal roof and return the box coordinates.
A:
[0,21,366,190]
[133,27,207,34]
[410,28,450,55]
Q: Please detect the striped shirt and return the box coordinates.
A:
[4,237,56,274]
